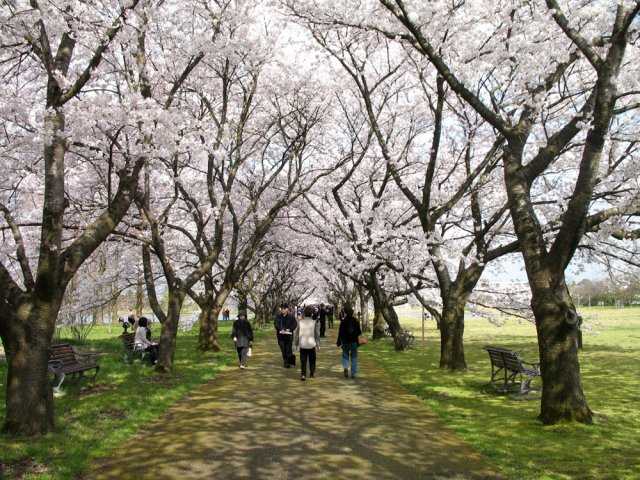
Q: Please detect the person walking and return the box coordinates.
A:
[275,304,297,368]
[337,305,362,379]
[232,313,254,369]
[294,305,320,381]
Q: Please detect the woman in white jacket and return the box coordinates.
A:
[294,305,320,381]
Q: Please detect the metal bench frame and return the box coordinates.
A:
[484,346,540,394]
[48,343,100,392]
[120,332,148,364]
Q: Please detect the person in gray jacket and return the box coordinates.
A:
[294,305,321,381]
[232,313,254,369]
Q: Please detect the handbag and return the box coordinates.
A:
[358,335,368,345]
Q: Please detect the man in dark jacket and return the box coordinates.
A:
[275,304,298,368]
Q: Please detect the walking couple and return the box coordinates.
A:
[275,303,363,381]
[274,304,319,381]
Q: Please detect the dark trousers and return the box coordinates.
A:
[300,348,316,377]
[328,315,334,329]
[236,346,249,366]
[277,334,294,366]
[146,344,159,364]
[319,319,326,337]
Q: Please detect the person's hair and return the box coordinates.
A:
[343,304,355,319]
[238,313,247,320]
[303,305,315,317]
[280,303,289,310]
[138,317,148,327]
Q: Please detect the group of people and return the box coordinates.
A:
[120,313,160,365]
[271,303,363,381]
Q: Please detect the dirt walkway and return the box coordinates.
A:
[91,330,501,479]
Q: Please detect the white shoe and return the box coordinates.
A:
[240,365,246,369]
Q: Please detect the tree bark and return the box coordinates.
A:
[439,295,467,370]
[237,290,248,319]
[532,284,592,424]
[156,289,185,373]
[372,306,386,340]
[2,297,59,435]
[197,304,221,352]
[135,273,144,317]
[198,286,231,352]
[358,287,370,332]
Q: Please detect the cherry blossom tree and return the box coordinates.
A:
[295,0,640,423]
[0,0,147,435]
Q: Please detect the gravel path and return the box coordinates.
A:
[91,329,501,479]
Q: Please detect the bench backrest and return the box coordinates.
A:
[121,333,135,348]
[484,346,524,371]
[49,344,78,366]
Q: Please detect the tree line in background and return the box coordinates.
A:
[570,275,640,306]
[1,0,640,436]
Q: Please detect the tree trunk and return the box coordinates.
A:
[372,306,386,339]
[358,287,369,332]
[368,278,405,349]
[198,287,231,352]
[439,295,467,370]
[532,286,592,424]
[197,304,221,352]
[2,298,58,435]
[380,303,405,351]
[156,289,185,373]
[135,273,144,317]
[237,290,248,319]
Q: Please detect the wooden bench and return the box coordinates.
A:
[120,332,148,363]
[484,346,540,394]
[48,343,100,392]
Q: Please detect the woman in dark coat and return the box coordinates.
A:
[232,313,254,369]
[337,305,362,379]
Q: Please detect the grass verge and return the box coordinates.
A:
[367,306,640,480]
[0,323,247,479]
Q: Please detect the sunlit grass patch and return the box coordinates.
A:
[0,323,245,479]
[368,306,640,480]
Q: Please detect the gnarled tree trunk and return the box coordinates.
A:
[2,296,59,435]
[439,295,467,370]
[533,283,591,424]
[371,305,386,340]
[197,304,221,352]
[156,289,185,372]
[198,285,231,352]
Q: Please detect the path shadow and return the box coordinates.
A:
[89,332,502,480]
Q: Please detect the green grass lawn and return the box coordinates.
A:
[368,306,640,480]
[0,322,245,479]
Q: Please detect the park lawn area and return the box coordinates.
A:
[368,306,640,480]
[0,322,248,480]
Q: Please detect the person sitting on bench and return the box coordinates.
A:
[135,317,159,365]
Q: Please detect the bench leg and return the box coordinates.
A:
[521,375,533,394]
[92,365,100,382]
[53,373,66,393]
